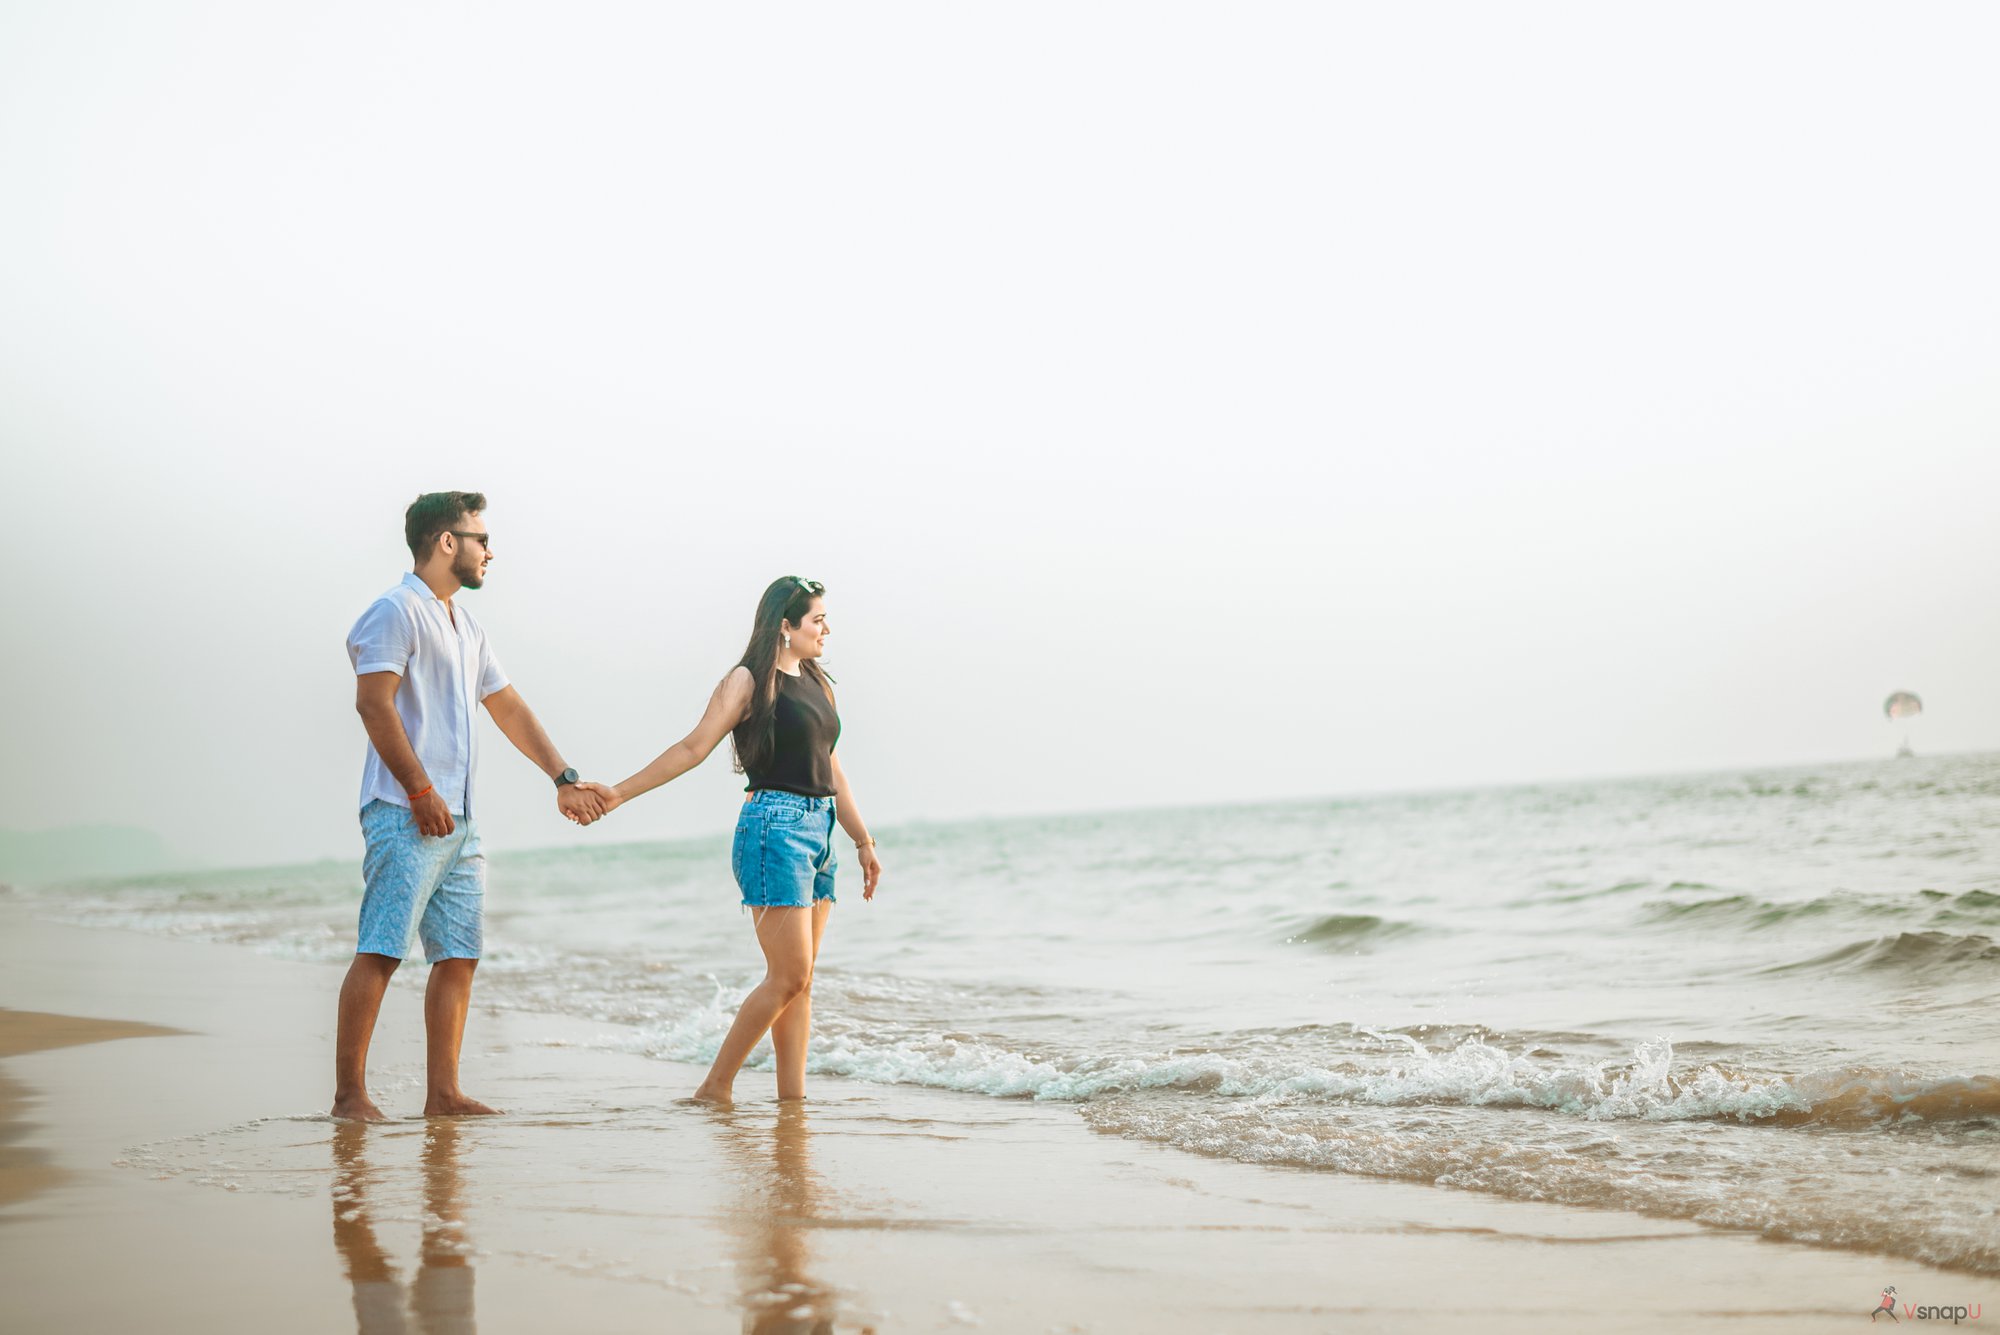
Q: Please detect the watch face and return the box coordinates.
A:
[557,768,579,786]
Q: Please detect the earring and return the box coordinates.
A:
[783,633,791,649]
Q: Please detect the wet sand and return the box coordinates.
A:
[0,1008,180,1210]
[0,905,1985,1332]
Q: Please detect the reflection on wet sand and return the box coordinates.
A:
[331,1121,477,1335]
[716,1104,838,1334]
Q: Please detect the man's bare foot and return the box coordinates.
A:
[331,1094,390,1123]
[424,1092,501,1117]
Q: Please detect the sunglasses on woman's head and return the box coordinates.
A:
[795,578,824,594]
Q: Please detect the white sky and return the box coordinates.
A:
[2,2,1995,869]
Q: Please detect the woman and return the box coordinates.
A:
[581,576,882,1103]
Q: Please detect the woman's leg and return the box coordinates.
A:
[768,900,832,1099]
[693,906,815,1103]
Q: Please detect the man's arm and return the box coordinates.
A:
[356,672,456,836]
[481,685,604,824]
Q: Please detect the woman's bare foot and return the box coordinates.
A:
[424,1091,501,1117]
[330,1094,390,1123]
[687,1083,732,1105]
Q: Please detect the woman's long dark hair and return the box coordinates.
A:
[731,576,836,777]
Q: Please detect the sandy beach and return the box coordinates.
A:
[2,902,1989,1332]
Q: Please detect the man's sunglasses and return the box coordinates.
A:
[451,531,492,549]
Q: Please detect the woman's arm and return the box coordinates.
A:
[578,667,753,814]
[830,751,882,900]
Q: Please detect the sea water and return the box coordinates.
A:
[22,752,2000,1274]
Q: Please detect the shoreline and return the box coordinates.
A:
[1,906,1990,1332]
[0,1009,181,1211]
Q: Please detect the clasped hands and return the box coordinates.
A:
[557,780,623,827]
[409,782,622,836]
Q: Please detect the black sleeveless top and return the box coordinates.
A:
[743,669,840,797]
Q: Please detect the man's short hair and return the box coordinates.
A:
[405,491,487,561]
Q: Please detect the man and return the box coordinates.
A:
[332,491,604,1122]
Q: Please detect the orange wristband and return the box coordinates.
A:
[408,784,434,802]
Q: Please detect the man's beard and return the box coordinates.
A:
[454,551,485,588]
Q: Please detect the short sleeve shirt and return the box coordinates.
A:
[346,572,509,814]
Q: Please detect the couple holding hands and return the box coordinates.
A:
[332,490,880,1122]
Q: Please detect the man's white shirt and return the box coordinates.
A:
[346,572,509,815]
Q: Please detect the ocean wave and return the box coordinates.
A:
[1241,1039,2000,1127]
[1525,879,1655,905]
[615,989,2000,1137]
[1931,888,2000,927]
[1078,1094,2000,1275]
[1640,891,1919,931]
[1762,930,2000,978]
[1643,892,1769,923]
[1280,913,1422,948]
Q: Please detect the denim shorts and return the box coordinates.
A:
[732,791,837,908]
[356,799,484,963]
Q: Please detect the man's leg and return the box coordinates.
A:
[339,798,450,1121]
[422,959,495,1115]
[333,953,401,1122]
[419,820,496,1117]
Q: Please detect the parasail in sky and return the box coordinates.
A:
[1884,691,1923,757]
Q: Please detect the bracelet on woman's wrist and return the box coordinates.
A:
[855,837,876,848]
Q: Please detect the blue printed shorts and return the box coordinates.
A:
[356,799,485,962]
[732,791,837,908]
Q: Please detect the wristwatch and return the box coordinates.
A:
[553,767,579,788]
